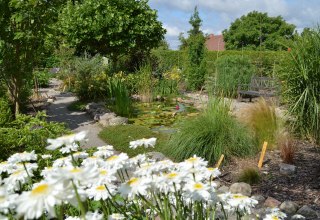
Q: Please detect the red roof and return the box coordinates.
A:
[205,34,225,51]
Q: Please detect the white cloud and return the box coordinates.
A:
[164,24,183,37]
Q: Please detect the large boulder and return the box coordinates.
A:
[264,197,281,208]
[229,182,252,196]
[280,201,299,215]
[109,117,128,126]
[146,152,167,162]
[297,205,318,219]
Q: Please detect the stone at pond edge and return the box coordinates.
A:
[217,185,229,194]
[264,197,281,208]
[280,201,299,215]
[251,195,266,207]
[229,182,252,196]
[279,163,296,175]
[297,205,318,219]
[146,152,167,162]
[291,214,306,219]
[109,117,128,126]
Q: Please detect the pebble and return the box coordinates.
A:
[297,205,318,219]
[280,201,299,215]
[264,197,281,208]
[279,163,296,175]
[229,182,252,196]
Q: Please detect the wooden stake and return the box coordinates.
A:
[258,141,268,169]
[215,154,224,168]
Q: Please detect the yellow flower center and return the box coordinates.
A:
[272,217,279,220]
[71,168,82,173]
[232,195,247,199]
[13,170,22,175]
[95,185,106,191]
[0,196,5,202]
[100,170,108,175]
[128,178,139,186]
[193,183,204,190]
[31,184,49,195]
[0,161,7,165]
[207,167,216,171]
[166,172,178,179]
[107,155,118,161]
[187,157,198,163]
[89,156,97,159]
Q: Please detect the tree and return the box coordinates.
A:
[184,7,207,90]
[58,0,166,63]
[0,0,63,115]
[223,11,296,50]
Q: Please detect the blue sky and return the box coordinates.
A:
[148,0,320,49]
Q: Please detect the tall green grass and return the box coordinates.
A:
[242,98,281,149]
[108,78,131,117]
[213,55,255,97]
[280,27,320,143]
[168,98,256,165]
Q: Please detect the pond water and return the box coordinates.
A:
[129,101,199,134]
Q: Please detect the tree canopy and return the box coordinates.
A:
[58,0,166,61]
[223,11,296,50]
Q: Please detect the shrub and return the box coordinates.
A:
[238,167,261,184]
[98,124,169,157]
[278,131,296,164]
[169,98,256,165]
[214,55,255,97]
[0,98,13,126]
[33,70,51,88]
[153,66,181,97]
[280,27,320,143]
[0,112,67,160]
[136,64,155,102]
[243,98,282,149]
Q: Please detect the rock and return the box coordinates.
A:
[251,195,266,207]
[217,185,229,194]
[109,117,128,126]
[291,214,306,219]
[252,208,267,219]
[47,98,54,103]
[93,114,102,121]
[100,112,116,120]
[264,197,281,208]
[229,182,252,196]
[297,205,318,219]
[280,201,299,215]
[146,152,166,162]
[279,163,296,175]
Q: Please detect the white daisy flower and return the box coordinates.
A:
[71,151,89,160]
[16,162,38,173]
[129,137,157,149]
[119,177,150,198]
[134,162,156,177]
[4,170,32,192]
[0,187,18,214]
[52,157,73,168]
[85,211,104,220]
[183,181,211,201]
[263,208,287,220]
[7,151,37,164]
[86,183,116,201]
[46,131,87,151]
[105,153,129,169]
[0,161,16,174]
[219,193,258,214]
[108,213,125,220]
[16,181,61,219]
[156,171,185,193]
[41,154,52,159]
[180,155,208,169]
[93,149,114,158]
[81,156,105,167]
[97,168,117,184]
[127,154,147,166]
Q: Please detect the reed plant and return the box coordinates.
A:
[108,78,131,117]
[169,98,256,165]
[280,27,320,143]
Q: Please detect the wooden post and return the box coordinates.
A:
[215,154,224,168]
[258,141,268,169]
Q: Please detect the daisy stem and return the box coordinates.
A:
[220,202,228,220]
[22,162,33,186]
[71,180,86,218]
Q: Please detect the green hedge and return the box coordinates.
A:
[152,49,288,76]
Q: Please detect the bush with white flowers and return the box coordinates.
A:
[0,131,286,220]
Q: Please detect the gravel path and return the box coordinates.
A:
[43,79,107,147]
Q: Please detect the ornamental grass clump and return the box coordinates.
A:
[280,26,320,143]
[0,131,279,220]
[169,98,256,165]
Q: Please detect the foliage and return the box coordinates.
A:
[242,98,281,149]
[0,98,12,126]
[58,0,166,62]
[279,27,320,143]
[135,64,155,102]
[0,0,64,115]
[169,99,256,164]
[238,167,261,185]
[99,124,169,157]
[223,11,296,51]
[0,112,67,160]
[108,78,131,117]
[154,67,181,97]
[213,55,255,97]
[33,70,51,88]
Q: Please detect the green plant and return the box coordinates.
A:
[108,78,131,117]
[136,64,155,102]
[214,55,255,97]
[280,27,320,143]
[0,97,12,126]
[33,70,51,88]
[243,98,281,149]
[169,98,256,165]
[0,112,68,160]
[98,124,169,157]
[67,100,87,112]
[238,167,261,184]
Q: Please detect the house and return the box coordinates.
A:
[205,34,225,51]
